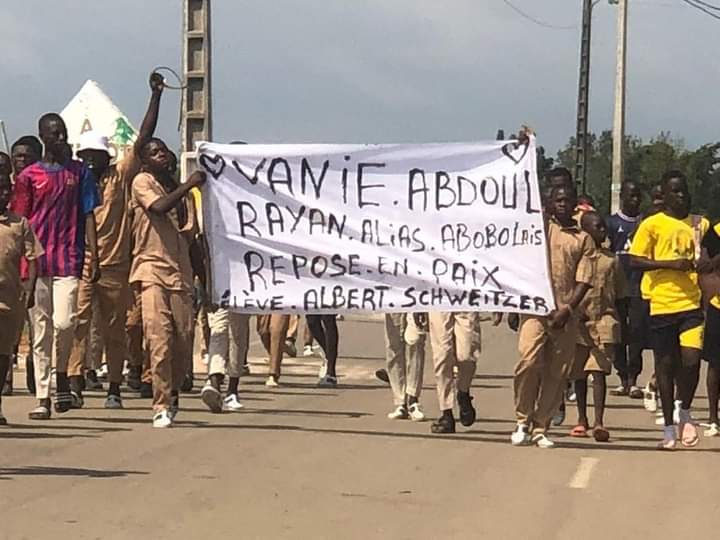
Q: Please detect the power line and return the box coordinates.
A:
[680,0,720,19]
[500,0,576,30]
[691,0,720,11]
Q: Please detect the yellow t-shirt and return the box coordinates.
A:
[629,212,709,315]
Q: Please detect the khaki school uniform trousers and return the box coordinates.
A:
[257,314,290,378]
[514,315,577,435]
[68,275,129,384]
[429,312,482,411]
[385,314,426,406]
[140,283,193,412]
[207,309,250,378]
[126,288,152,384]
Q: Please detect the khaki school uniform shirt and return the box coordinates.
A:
[128,172,197,292]
[577,248,625,347]
[82,153,141,284]
[547,219,594,308]
[0,211,44,313]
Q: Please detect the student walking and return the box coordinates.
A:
[511,184,593,448]
[569,212,626,442]
[629,171,707,449]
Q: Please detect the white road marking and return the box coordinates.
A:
[568,457,598,489]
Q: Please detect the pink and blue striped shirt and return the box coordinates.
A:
[11,160,99,278]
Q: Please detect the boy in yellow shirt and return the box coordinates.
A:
[629,171,708,450]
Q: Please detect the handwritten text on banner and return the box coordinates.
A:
[198,138,555,315]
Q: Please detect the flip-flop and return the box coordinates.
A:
[681,422,699,448]
[592,426,610,443]
[570,424,588,437]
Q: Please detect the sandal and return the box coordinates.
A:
[54,392,73,413]
[592,426,610,443]
[570,424,588,438]
[680,421,699,448]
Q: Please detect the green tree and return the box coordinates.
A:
[555,131,720,219]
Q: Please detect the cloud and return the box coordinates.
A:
[1,0,718,155]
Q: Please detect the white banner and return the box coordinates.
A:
[198,138,555,315]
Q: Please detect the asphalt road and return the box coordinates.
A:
[2,316,719,540]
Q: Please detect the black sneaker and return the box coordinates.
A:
[375,369,390,384]
[457,391,476,427]
[139,382,153,399]
[127,366,142,391]
[284,340,298,358]
[180,373,194,393]
[69,391,84,409]
[431,414,456,434]
[86,370,103,391]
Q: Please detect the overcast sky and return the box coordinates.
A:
[1,0,717,155]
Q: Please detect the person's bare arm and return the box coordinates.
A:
[629,255,693,273]
[133,73,164,157]
[85,213,100,283]
[148,171,206,215]
[549,282,591,329]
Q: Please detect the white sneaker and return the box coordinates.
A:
[303,345,315,357]
[200,383,223,413]
[408,403,426,422]
[317,374,337,388]
[152,410,172,428]
[387,405,408,420]
[644,389,657,412]
[265,376,279,387]
[704,422,720,437]
[511,424,531,446]
[318,351,328,379]
[223,394,244,411]
[96,363,109,380]
[532,433,555,449]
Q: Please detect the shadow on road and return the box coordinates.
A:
[181,423,720,454]
[0,466,148,480]
[0,431,98,440]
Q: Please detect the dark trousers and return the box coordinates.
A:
[615,297,650,384]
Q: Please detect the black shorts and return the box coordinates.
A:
[650,309,705,358]
[703,304,720,367]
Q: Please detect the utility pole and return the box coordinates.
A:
[181,0,213,187]
[574,0,593,194]
[611,0,628,213]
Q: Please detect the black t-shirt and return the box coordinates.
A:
[702,222,720,258]
[607,211,642,297]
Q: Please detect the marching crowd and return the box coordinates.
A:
[1,76,719,451]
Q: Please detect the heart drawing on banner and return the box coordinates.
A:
[199,153,226,180]
[501,142,530,165]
